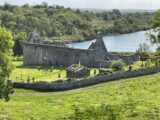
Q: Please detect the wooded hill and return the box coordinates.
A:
[0,3,152,41]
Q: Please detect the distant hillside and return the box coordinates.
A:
[77,8,156,14]
[0,3,152,43]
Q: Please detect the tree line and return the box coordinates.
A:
[0,3,152,56]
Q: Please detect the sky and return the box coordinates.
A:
[0,0,160,10]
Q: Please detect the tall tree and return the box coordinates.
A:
[13,32,27,56]
[149,10,160,48]
[138,43,150,67]
[0,27,14,101]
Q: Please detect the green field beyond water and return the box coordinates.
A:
[1,73,160,119]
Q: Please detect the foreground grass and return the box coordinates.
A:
[1,73,160,120]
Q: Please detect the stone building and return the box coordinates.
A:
[66,64,90,78]
[23,31,140,67]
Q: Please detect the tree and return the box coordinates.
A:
[3,2,11,11]
[148,10,160,47]
[152,10,160,28]
[0,3,151,43]
[13,32,27,56]
[137,43,150,67]
[112,9,121,17]
[0,27,14,101]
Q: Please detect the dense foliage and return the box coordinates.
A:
[148,10,160,50]
[137,43,151,67]
[0,27,14,101]
[0,3,152,55]
[152,10,160,28]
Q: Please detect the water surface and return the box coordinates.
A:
[66,31,157,52]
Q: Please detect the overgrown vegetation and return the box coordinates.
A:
[0,27,14,101]
[148,10,160,49]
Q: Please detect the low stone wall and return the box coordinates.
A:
[12,67,160,91]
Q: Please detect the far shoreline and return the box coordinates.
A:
[59,28,150,44]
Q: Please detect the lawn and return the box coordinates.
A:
[10,61,99,82]
[1,73,160,120]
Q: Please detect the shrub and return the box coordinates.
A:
[145,60,152,68]
[129,65,133,71]
[111,60,125,71]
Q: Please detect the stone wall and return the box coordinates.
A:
[12,66,160,91]
[23,42,95,67]
[23,42,139,68]
[24,32,140,68]
[109,53,140,65]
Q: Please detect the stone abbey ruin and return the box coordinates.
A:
[23,31,140,67]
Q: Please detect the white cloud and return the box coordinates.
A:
[0,0,160,10]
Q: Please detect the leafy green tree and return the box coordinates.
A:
[0,27,14,101]
[13,32,27,56]
[152,10,160,28]
[149,28,160,47]
[137,43,150,67]
[147,10,160,55]
[112,9,121,17]
[3,2,12,11]
[101,12,109,20]
[148,10,160,46]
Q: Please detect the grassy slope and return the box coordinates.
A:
[1,73,160,120]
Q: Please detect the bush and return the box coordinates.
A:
[111,60,125,71]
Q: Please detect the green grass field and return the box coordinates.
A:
[10,61,99,82]
[1,73,160,120]
[10,60,154,83]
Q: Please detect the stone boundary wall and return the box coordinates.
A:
[12,67,160,91]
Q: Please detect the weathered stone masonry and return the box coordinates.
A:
[23,43,96,67]
[23,31,140,67]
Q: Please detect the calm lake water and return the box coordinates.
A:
[66,31,157,52]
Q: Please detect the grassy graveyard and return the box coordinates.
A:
[10,61,100,82]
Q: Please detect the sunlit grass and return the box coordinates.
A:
[10,61,99,82]
[1,73,160,119]
[10,61,67,82]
